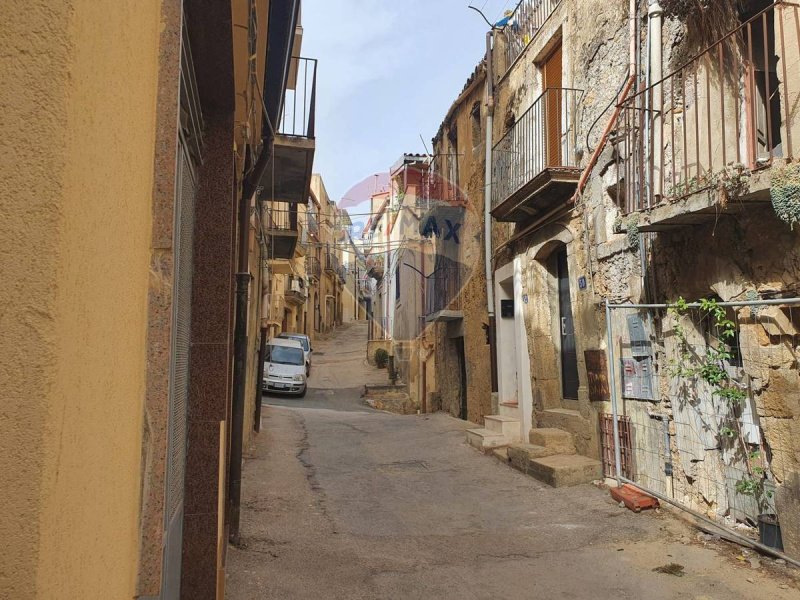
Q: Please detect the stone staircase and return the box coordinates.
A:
[504,427,602,488]
[465,414,521,451]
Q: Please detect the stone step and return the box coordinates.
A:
[484,415,520,439]
[506,443,557,473]
[529,428,576,454]
[498,400,519,418]
[465,428,510,451]
[538,408,583,431]
[527,454,603,488]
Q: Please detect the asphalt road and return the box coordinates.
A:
[227,321,798,599]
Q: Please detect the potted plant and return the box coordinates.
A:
[374,348,389,369]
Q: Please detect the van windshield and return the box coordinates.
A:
[266,345,304,366]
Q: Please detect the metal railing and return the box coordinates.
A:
[425,265,463,316]
[305,256,321,279]
[503,0,562,71]
[325,251,339,273]
[337,265,347,284]
[492,87,582,209]
[263,204,297,231]
[619,2,800,213]
[279,57,317,138]
[419,154,466,209]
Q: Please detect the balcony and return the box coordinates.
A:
[425,264,463,323]
[491,88,582,222]
[258,57,317,205]
[366,254,384,280]
[264,204,298,260]
[306,256,321,280]
[337,265,347,285]
[324,251,339,274]
[619,2,800,230]
[284,277,307,306]
[417,153,467,237]
[502,0,563,72]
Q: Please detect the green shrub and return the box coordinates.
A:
[374,348,389,368]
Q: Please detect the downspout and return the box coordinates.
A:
[229,0,300,546]
[484,30,498,394]
[648,0,663,201]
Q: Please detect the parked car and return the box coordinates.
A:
[277,332,312,376]
[262,338,307,397]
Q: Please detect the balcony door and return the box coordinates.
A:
[741,2,783,162]
[542,43,562,167]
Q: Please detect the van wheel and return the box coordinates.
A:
[299,387,307,398]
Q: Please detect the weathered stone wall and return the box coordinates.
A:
[429,65,494,424]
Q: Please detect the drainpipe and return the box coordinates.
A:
[484,30,498,394]
[229,183,255,546]
[254,326,267,433]
[648,0,663,201]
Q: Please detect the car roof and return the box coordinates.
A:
[268,337,304,349]
[278,333,309,341]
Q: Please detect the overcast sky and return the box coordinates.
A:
[302,0,516,224]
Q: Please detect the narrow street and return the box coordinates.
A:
[226,323,797,599]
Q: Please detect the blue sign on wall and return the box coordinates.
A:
[578,276,587,290]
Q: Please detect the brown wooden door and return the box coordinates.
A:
[542,44,563,167]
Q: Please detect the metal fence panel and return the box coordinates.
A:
[606,299,800,548]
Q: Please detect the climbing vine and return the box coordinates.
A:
[667,297,771,505]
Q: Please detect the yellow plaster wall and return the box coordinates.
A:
[1,0,162,597]
[0,2,72,596]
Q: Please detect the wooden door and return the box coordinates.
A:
[556,248,579,400]
[542,44,563,167]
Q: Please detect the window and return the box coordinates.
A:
[395,265,401,301]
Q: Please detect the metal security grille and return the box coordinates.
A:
[166,142,196,522]
[161,15,203,599]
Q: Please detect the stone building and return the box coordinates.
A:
[426,0,800,556]
[422,69,495,422]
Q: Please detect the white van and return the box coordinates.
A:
[262,337,307,397]
[277,332,312,376]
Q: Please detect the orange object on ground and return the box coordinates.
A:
[611,484,660,513]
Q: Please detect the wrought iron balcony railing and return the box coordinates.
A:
[619,1,800,214]
[324,251,339,274]
[502,0,563,71]
[305,256,321,279]
[425,265,463,317]
[279,57,317,138]
[492,87,582,210]
[418,153,466,210]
